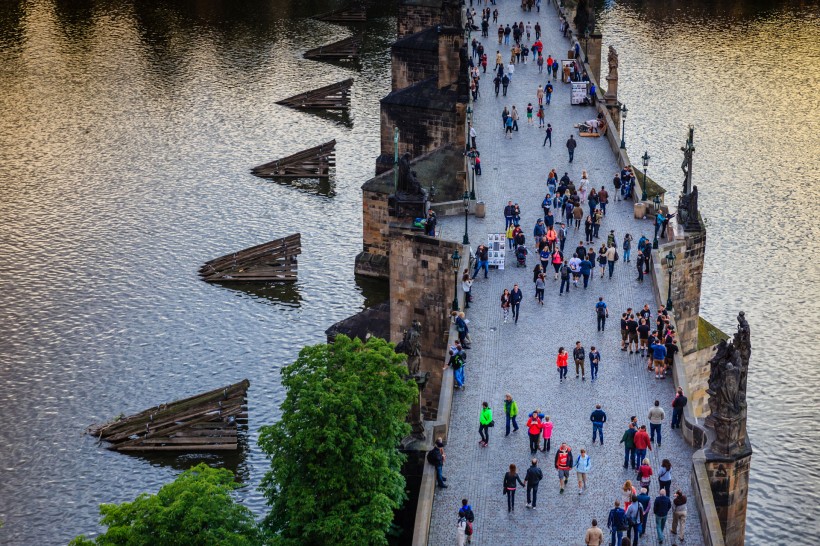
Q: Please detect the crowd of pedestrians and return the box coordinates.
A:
[435,2,694,546]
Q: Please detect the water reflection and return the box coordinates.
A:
[598,1,820,543]
[214,280,304,308]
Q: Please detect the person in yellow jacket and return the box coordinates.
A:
[479,401,493,447]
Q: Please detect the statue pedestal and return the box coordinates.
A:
[702,433,753,546]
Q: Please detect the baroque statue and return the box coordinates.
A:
[395,319,428,443]
[705,312,751,456]
[396,152,426,200]
[607,46,619,76]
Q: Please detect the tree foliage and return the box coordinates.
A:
[574,0,594,34]
[70,464,264,546]
[258,335,417,546]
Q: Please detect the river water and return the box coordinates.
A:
[598,0,820,541]
[0,0,816,544]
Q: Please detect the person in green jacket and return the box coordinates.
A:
[479,402,493,447]
[504,393,519,436]
[620,422,637,470]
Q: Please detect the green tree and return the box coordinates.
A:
[259,335,417,546]
[70,464,264,546]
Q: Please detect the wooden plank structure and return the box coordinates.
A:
[313,4,367,23]
[251,141,335,179]
[303,35,362,60]
[276,78,353,110]
[199,233,301,283]
[87,380,249,452]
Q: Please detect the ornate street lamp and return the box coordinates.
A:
[652,194,661,249]
[451,249,462,312]
[641,150,650,202]
[620,103,628,149]
[665,250,676,311]
[462,191,470,245]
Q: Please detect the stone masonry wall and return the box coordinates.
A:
[681,344,714,418]
[663,229,706,356]
[437,32,463,89]
[379,103,463,164]
[398,4,437,38]
[389,232,461,421]
[706,452,752,546]
[392,47,439,91]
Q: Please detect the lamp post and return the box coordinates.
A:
[665,250,676,311]
[641,150,650,202]
[462,191,470,245]
[584,28,590,63]
[652,195,661,249]
[451,249,462,312]
[619,103,628,149]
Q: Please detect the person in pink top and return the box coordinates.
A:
[541,415,554,453]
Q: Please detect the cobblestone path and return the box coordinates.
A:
[429,2,702,544]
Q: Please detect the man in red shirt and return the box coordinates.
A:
[554,442,574,494]
[633,425,652,469]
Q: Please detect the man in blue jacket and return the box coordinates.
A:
[579,256,593,288]
[590,404,607,445]
[607,500,627,546]
[653,489,672,543]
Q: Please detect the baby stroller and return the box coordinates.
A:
[515,244,528,267]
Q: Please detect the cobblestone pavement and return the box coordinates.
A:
[429,2,702,544]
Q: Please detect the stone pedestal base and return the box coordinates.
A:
[703,439,752,546]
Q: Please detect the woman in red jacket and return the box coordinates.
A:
[637,458,653,491]
[556,347,568,383]
[526,411,543,455]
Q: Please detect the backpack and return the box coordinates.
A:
[597,304,606,318]
[617,511,630,532]
[427,448,441,465]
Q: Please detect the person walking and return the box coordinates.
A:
[501,288,511,323]
[573,341,586,380]
[671,388,688,429]
[580,253,593,289]
[624,494,643,546]
[590,404,607,445]
[637,458,653,492]
[607,501,627,546]
[596,296,609,331]
[566,135,577,162]
[535,273,546,305]
[502,464,525,512]
[671,490,687,542]
[554,442,574,493]
[559,259,571,294]
[653,489,672,543]
[586,519,604,546]
[510,283,523,323]
[556,346,569,382]
[623,233,632,262]
[456,499,475,546]
[543,123,553,146]
[428,437,448,488]
[526,411,543,455]
[541,415,554,452]
[636,251,645,282]
[479,401,493,447]
[473,244,489,278]
[524,458,543,509]
[634,425,652,468]
[575,448,592,494]
[504,393,520,436]
[636,488,651,537]
[620,423,637,469]
[589,346,601,381]
[658,459,672,495]
[606,244,618,278]
[648,400,665,446]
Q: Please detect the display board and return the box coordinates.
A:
[487,233,506,270]
[571,81,589,105]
